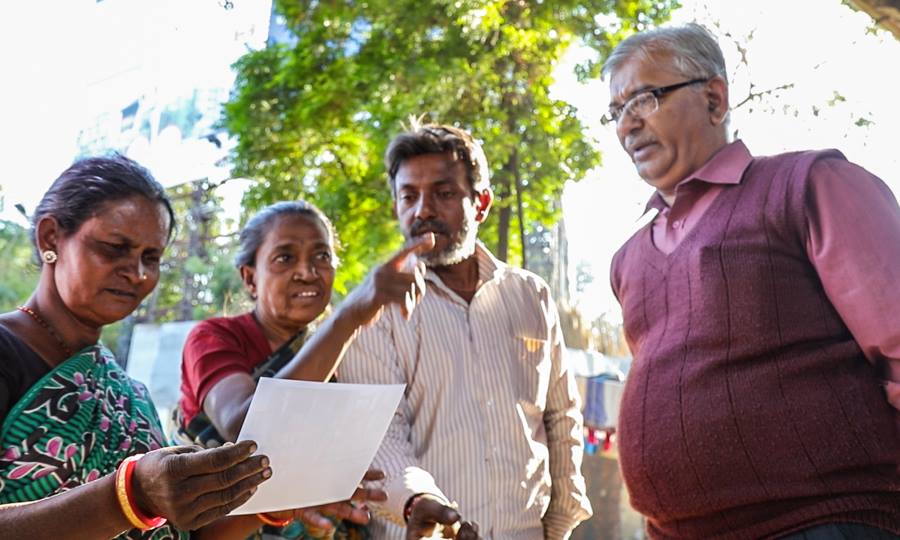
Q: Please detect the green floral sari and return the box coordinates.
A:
[0,344,187,539]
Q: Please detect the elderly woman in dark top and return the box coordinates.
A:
[0,155,337,539]
[177,200,442,539]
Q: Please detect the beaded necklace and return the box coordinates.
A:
[16,305,75,358]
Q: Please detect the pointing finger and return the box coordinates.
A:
[390,233,436,272]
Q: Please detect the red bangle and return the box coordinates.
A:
[257,512,293,527]
[122,454,168,530]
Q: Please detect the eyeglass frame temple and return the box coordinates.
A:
[604,77,711,125]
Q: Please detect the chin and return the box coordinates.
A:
[286,310,323,328]
[94,308,135,327]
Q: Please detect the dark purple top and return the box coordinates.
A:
[611,145,900,539]
[645,141,900,411]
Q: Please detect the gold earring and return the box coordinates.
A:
[140,273,148,281]
[41,250,58,264]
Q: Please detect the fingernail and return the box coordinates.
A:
[248,443,258,454]
[223,441,234,447]
[260,457,269,468]
[262,468,272,479]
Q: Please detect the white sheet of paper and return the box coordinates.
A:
[230,377,405,515]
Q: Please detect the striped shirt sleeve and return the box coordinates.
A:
[541,293,593,539]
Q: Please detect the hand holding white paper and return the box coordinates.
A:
[230,377,405,515]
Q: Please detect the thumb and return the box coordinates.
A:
[410,232,436,254]
[435,505,460,526]
[416,498,459,526]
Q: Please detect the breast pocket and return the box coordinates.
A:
[514,332,552,413]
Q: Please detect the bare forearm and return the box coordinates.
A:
[192,515,263,540]
[0,474,131,539]
[203,374,258,443]
[218,395,255,442]
[210,305,363,441]
[277,300,364,382]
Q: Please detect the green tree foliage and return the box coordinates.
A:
[0,219,39,312]
[149,180,249,323]
[223,0,677,292]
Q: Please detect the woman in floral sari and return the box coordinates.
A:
[0,156,374,539]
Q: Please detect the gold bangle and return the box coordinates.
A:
[115,455,147,530]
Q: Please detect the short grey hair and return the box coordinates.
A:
[602,23,727,83]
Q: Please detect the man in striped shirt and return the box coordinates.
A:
[338,122,592,540]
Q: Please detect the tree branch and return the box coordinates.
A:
[733,82,795,110]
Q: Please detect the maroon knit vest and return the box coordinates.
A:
[611,149,900,539]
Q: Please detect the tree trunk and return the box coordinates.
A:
[178,182,203,321]
[512,147,527,270]
[494,165,512,262]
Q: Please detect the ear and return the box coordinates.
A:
[706,76,729,126]
[239,265,258,299]
[473,188,493,223]
[35,216,60,254]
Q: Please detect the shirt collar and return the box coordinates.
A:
[643,140,753,213]
[423,241,504,293]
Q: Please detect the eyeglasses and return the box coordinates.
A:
[602,78,709,126]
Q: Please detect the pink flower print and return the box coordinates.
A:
[115,396,127,409]
[99,416,111,432]
[2,447,21,461]
[128,420,137,433]
[73,373,84,385]
[85,469,101,483]
[64,444,78,461]
[33,467,54,479]
[120,437,132,451]
[149,441,161,450]
[78,391,93,402]
[9,463,39,480]
[45,437,63,458]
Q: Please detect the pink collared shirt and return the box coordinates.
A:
[646,140,900,413]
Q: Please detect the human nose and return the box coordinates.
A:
[293,259,319,281]
[122,257,149,284]
[413,193,437,221]
[616,105,643,140]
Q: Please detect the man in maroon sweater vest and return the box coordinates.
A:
[604,23,900,539]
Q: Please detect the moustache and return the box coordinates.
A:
[410,219,450,237]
